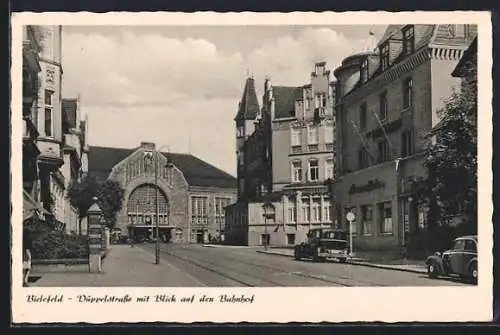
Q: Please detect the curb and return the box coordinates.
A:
[349,261,427,275]
[256,250,426,274]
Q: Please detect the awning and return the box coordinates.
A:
[23,190,49,221]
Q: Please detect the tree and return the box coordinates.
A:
[416,55,477,249]
[67,175,99,235]
[96,179,125,229]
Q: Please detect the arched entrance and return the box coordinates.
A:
[127,183,171,243]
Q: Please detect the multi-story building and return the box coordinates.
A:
[88,142,237,244]
[225,62,338,246]
[22,25,46,221]
[331,24,477,252]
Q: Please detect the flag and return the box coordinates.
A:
[372,108,393,153]
[350,120,374,161]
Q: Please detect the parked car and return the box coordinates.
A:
[425,235,478,284]
[294,228,349,263]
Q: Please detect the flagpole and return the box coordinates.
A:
[350,120,374,161]
[372,109,393,154]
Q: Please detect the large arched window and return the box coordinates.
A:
[127,184,169,226]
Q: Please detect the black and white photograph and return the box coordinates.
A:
[11,12,492,323]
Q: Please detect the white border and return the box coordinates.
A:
[11,11,493,323]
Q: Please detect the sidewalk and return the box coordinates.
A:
[30,245,204,287]
[256,248,427,275]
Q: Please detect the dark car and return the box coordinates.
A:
[294,228,349,263]
[425,235,478,283]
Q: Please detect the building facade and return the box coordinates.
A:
[22,25,87,233]
[331,24,477,252]
[88,142,237,244]
[226,62,339,247]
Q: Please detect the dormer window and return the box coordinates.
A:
[360,58,369,83]
[402,25,415,56]
[380,43,390,71]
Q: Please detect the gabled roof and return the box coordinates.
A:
[88,146,237,189]
[62,98,78,129]
[235,77,260,123]
[273,86,303,119]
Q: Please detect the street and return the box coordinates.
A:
[138,244,468,287]
[31,244,471,287]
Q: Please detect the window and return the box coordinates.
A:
[44,90,54,137]
[291,161,302,182]
[358,147,370,169]
[378,202,393,234]
[359,103,367,131]
[44,90,54,106]
[401,130,414,157]
[291,128,301,147]
[323,202,332,222]
[322,94,327,107]
[288,202,297,222]
[215,197,231,231]
[402,25,415,55]
[360,205,373,236]
[453,25,468,38]
[452,239,466,251]
[308,159,319,181]
[377,140,390,163]
[191,196,208,225]
[379,91,388,120]
[305,97,311,110]
[360,58,369,83]
[403,78,413,109]
[314,95,320,109]
[345,207,357,235]
[302,201,310,222]
[307,126,319,144]
[311,200,321,222]
[44,108,52,137]
[287,234,296,245]
[324,125,334,144]
[464,239,477,252]
[325,159,334,180]
[380,43,390,71]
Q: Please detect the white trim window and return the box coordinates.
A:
[288,202,297,223]
[302,201,310,222]
[307,126,319,145]
[325,159,334,180]
[191,196,209,225]
[360,204,373,236]
[323,202,332,223]
[311,200,321,222]
[291,160,302,183]
[308,159,319,181]
[44,89,54,137]
[378,201,393,234]
[291,128,301,147]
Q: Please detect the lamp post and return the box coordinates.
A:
[144,144,171,265]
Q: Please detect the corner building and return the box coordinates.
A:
[331,24,477,252]
[88,142,237,244]
[226,62,338,247]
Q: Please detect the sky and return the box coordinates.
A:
[61,25,387,177]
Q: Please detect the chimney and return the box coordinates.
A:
[140,142,156,151]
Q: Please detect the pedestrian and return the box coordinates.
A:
[23,228,33,286]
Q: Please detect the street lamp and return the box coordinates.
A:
[144,144,171,265]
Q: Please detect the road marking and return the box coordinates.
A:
[140,247,208,287]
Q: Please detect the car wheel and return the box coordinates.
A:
[294,249,301,261]
[469,262,478,284]
[338,257,347,263]
[427,261,439,279]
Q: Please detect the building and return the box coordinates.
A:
[225,62,338,247]
[331,24,477,252]
[22,25,46,221]
[22,25,86,233]
[87,142,237,243]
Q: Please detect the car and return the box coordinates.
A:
[294,228,350,263]
[425,235,478,284]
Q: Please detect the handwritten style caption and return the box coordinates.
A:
[26,293,255,304]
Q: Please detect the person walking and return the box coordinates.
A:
[23,228,33,286]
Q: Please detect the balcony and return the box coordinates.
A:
[325,143,334,152]
[291,145,302,154]
[38,138,63,170]
[307,144,319,152]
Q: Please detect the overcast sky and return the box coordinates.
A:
[61,25,387,176]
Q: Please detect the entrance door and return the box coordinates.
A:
[196,230,204,243]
